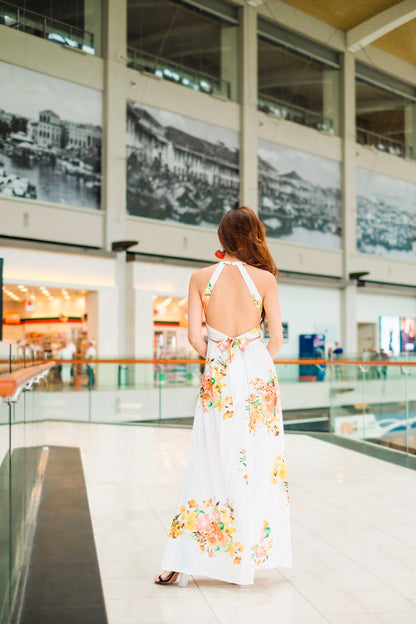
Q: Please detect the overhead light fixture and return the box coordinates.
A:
[178,297,187,306]
[161,298,172,307]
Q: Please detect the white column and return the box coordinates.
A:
[102,0,127,250]
[340,52,357,356]
[221,24,238,101]
[115,252,127,356]
[323,69,339,135]
[239,4,258,212]
[404,103,416,159]
[84,0,102,56]
[125,263,154,385]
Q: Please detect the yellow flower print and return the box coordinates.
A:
[270,453,290,504]
[168,498,244,565]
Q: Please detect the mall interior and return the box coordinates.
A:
[1,0,416,622]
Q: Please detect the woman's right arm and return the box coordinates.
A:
[187,272,207,358]
[263,273,283,359]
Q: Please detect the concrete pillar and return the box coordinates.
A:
[221,24,238,101]
[404,103,416,159]
[340,52,358,356]
[115,252,127,357]
[322,69,339,135]
[102,0,127,250]
[84,0,102,56]
[239,4,258,212]
[125,262,154,386]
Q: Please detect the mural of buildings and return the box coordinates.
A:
[258,140,342,249]
[126,102,239,226]
[357,169,416,261]
[0,61,102,209]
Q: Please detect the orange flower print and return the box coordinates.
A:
[200,357,234,419]
[169,498,244,565]
[246,372,280,435]
[239,449,248,485]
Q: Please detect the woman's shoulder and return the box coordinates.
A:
[246,264,276,282]
[190,264,218,284]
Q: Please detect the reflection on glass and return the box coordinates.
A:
[127,0,238,101]
[258,38,339,135]
[356,78,416,160]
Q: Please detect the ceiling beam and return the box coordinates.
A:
[347,0,416,52]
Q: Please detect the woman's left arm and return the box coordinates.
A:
[187,272,207,358]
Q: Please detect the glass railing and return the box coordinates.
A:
[0,343,55,624]
[356,127,414,160]
[0,1,95,55]
[1,344,415,621]
[127,47,231,100]
[258,93,335,134]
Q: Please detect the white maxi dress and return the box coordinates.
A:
[161,261,292,585]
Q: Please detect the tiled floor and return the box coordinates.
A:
[33,422,416,624]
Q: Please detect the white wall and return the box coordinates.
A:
[278,282,342,357]
[357,292,416,322]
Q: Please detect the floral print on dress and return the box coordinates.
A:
[270,452,290,504]
[239,449,248,485]
[246,371,280,436]
[200,357,234,418]
[169,498,244,565]
[252,521,273,566]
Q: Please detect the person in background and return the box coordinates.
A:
[85,339,97,387]
[333,342,344,379]
[369,346,381,379]
[379,348,389,379]
[60,339,75,385]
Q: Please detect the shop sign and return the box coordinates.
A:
[4,310,21,324]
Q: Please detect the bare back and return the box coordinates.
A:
[201,262,264,337]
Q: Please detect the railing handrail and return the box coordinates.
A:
[0,361,56,398]
[258,92,333,126]
[127,45,230,91]
[1,358,415,367]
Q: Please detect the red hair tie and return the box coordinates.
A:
[215,249,225,259]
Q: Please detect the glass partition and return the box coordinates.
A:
[127,0,239,101]
[0,346,415,622]
[258,19,340,135]
[0,0,99,55]
[356,64,416,161]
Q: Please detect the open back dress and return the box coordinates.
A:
[161,261,292,585]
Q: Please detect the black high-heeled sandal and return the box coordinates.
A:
[154,571,189,586]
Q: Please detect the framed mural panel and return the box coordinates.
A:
[357,169,416,261]
[126,102,239,227]
[0,61,102,210]
[258,140,341,249]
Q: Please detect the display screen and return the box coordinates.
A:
[379,316,400,355]
[400,318,416,353]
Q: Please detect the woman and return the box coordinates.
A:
[154,206,292,587]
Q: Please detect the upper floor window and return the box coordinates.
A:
[356,63,416,161]
[0,0,100,55]
[258,18,340,135]
[127,0,239,101]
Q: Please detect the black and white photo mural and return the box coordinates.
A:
[126,102,239,226]
[357,169,416,261]
[0,61,102,209]
[258,140,342,249]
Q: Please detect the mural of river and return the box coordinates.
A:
[0,152,100,209]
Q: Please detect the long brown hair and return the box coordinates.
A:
[218,206,278,279]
